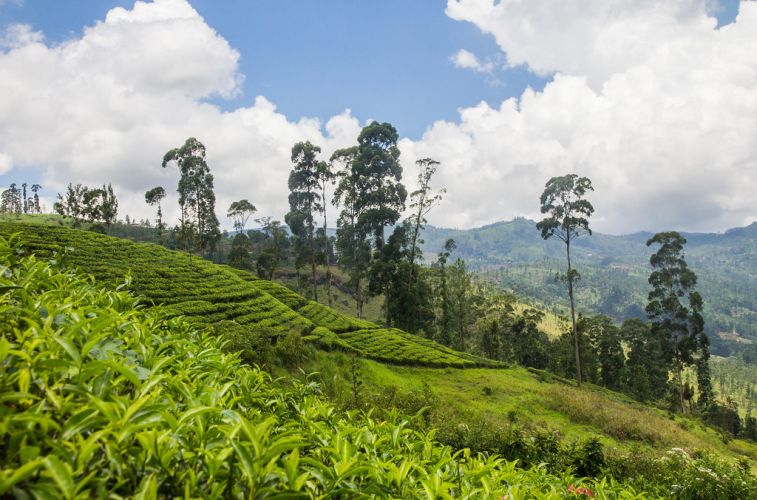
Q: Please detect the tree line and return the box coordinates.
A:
[0,182,42,214]
[23,124,753,442]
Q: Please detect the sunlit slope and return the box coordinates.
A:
[0,222,496,367]
[1,235,649,498]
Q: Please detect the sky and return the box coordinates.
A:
[0,0,754,234]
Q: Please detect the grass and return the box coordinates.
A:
[297,351,757,470]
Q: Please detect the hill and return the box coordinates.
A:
[0,222,496,369]
[420,218,757,355]
[2,220,756,496]
[4,232,667,497]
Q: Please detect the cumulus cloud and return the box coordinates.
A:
[399,0,757,233]
[0,0,360,226]
[450,48,494,73]
[0,24,42,49]
[1,0,756,235]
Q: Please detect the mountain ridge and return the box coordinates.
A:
[419,218,757,355]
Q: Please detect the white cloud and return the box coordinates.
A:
[0,152,11,175]
[0,0,360,227]
[0,23,42,49]
[450,48,494,73]
[1,0,756,235]
[398,0,757,233]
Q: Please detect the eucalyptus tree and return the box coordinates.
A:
[162,137,220,257]
[99,184,118,232]
[434,238,456,346]
[536,174,594,386]
[352,122,407,250]
[227,199,257,233]
[407,158,445,280]
[145,186,166,241]
[332,146,371,318]
[286,141,324,300]
[21,183,28,214]
[0,184,21,214]
[646,231,709,412]
[317,160,335,305]
[30,184,42,213]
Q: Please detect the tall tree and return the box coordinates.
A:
[332,147,371,318]
[285,141,323,300]
[352,122,407,250]
[351,122,407,321]
[448,258,472,352]
[407,157,445,288]
[100,184,118,232]
[21,183,28,214]
[0,184,21,214]
[30,184,42,213]
[227,199,257,233]
[536,174,594,386]
[162,138,220,257]
[434,238,456,346]
[317,160,335,306]
[255,216,289,280]
[646,231,707,413]
[145,186,167,241]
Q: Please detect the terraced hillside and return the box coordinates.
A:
[0,222,497,368]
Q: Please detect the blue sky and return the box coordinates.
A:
[0,0,753,233]
[9,0,546,141]
[0,1,739,139]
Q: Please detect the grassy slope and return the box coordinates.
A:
[299,352,757,469]
[3,220,755,467]
[5,236,655,498]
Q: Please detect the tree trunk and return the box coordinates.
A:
[321,182,333,306]
[356,274,363,319]
[384,291,391,327]
[567,239,583,386]
[677,366,686,413]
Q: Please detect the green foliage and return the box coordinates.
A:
[647,231,710,412]
[0,222,488,369]
[421,218,757,356]
[162,137,220,256]
[1,234,659,497]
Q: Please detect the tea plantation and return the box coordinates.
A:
[0,222,496,368]
[1,233,655,497]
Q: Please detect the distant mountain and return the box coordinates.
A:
[420,218,757,356]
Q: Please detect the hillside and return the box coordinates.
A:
[420,218,757,355]
[3,233,665,498]
[0,222,495,369]
[4,222,756,450]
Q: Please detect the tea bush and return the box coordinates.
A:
[0,222,488,368]
[1,234,649,497]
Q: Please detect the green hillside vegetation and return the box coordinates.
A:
[295,352,757,462]
[3,234,674,498]
[0,222,496,369]
[3,226,757,497]
[421,218,757,355]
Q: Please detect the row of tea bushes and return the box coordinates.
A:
[0,223,494,368]
[0,234,651,498]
